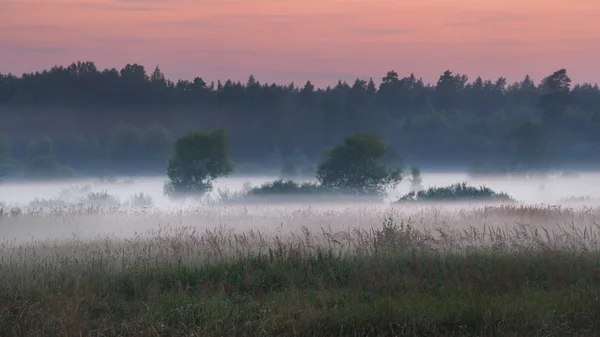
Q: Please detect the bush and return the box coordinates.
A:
[247,179,334,196]
[28,198,67,208]
[128,193,154,207]
[397,182,515,202]
[82,191,120,206]
[215,182,253,203]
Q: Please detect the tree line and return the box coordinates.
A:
[1,61,599,178]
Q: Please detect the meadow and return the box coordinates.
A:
[2,174,600,336]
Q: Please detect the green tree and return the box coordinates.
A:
[106,123,142,164]
[509,121,548,172]
[26,135,74,178]
[540,69,571,125]
[140,122,174,165]
[27,135,58,177]
[316,132,402,196]
[0,134,6,182]
[164,127,234,197]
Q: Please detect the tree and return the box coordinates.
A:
[26,135,75,178]
[140,122,174,165]
[509,121,548,172]
[540,69,572,125]
[106,123,142,164]
[316,132,402,196]
[164,127,234,197]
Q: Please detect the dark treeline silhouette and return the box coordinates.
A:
[1,61,599,178]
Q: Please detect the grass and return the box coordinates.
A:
[2,203,600,335]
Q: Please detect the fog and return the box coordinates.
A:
[2,171,600,207]
[2,171,600,245]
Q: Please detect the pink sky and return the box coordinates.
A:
[1,0,599,87]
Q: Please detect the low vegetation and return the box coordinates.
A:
[397,182,515,202]
[127,192,154,207]
[1,205,600,335]
[82,190,120,206]
[247,179,334,196]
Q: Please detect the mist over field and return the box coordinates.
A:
[0,171,598,245]
[2,171,599,207]
[2,55,600,336]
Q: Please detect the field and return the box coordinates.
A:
[2,175,600,336]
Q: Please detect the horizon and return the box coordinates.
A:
[1,60,598,90]
[2,0,600,87]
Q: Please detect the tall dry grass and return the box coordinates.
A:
[2,203,600,335]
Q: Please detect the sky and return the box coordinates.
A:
[1,0,599,87]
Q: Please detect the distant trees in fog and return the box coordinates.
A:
[1,62,599,178]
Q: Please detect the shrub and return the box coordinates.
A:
[215,182,253,203]
[28,198,67,208]
[128,193,154,207]
[560,196,592,203]
[82,191,120,206]
[95,175,118,184]
[397,182,515,202]
[247,179,335,196]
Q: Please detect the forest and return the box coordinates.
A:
[0,61,599,178]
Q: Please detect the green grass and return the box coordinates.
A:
[2,211,600,336]
[3,248,600,336]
